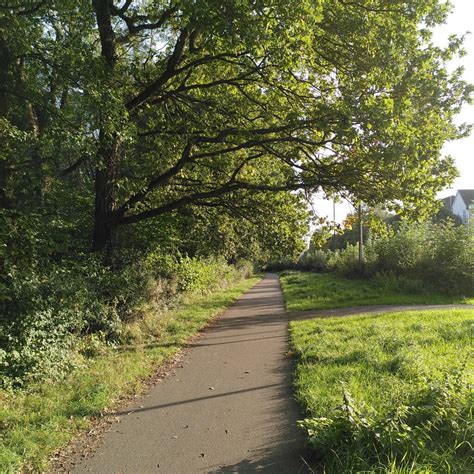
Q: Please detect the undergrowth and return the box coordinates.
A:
[0,275,260,473]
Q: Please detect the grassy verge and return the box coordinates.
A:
[280,271,473,311]
[290,308,474,473]
[0,276,260,473]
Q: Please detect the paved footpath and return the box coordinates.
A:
[73,274,311,473]
[288,303,474,321]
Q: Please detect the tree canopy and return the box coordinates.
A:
[0,0,471,260]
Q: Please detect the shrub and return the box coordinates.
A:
[296,220,473,296]
[235,260,254,279]
[0,311,83,388]
[298,249,328,271]
[371,223,428,274]
[1,247,252,388]
[327,246,361,277]
[423,221,474,294]
[371,221,474,295]
[0,256,122,388]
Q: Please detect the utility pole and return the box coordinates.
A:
[358,202,363,272]
[332,199,336,251]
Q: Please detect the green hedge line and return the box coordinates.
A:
[296,221,474,296]
[1,253,253,388]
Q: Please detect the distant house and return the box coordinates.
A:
[442,189,474,226]
[441,195,455,210]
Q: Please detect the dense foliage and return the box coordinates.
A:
[296,220,474,295]
[1,0,470,251]
[0,252,252,388]
[0,1,471,387]
[291,309,474,472]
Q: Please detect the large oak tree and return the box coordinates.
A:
[0,0,471,259]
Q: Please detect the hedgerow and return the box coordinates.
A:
[294,220,474,296]
[1,246,252,388]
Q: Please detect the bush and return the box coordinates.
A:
[371,221,474,295]
[326,245,369,277]
[1,246,253,388]
[298,249,329,272]
[1,256,123,388]
[371,223,427,274]
[0,311,83,388]
[296,220,474,296]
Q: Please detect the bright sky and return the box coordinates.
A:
[434,0,474,196]
[314,0,474,222]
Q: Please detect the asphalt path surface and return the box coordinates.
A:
[71,274,473,473]
[73,274,312,473]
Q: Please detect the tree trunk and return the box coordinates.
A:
[91,0,119,263]
[0,32,12,210]
[91,138,119,259]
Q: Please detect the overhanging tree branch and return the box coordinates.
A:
[111,4,178,36]
[119,179,311,225]
[116,120,331,218]
[126,27,189,111]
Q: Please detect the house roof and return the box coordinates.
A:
[441,195,455,209]
[458,189,474,207]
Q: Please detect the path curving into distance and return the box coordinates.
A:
[287,303,474,322]
[72,274,311,473]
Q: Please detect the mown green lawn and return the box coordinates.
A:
[280,271,474,312]
[0,276,260,473]
[290,308,474,473]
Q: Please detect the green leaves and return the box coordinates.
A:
[0,0,471,365]
[1,1,470,224]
